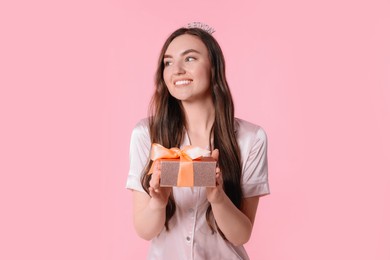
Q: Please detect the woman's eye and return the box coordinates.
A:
[164,60,172,66]
[185,57,196,62]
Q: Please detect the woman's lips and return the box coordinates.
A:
[174,79,193,86]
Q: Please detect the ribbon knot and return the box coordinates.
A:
[148,143,210,186]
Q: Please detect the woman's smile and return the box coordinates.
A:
[174,79,193,86]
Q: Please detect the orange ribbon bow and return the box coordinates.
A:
[148,143,210,186]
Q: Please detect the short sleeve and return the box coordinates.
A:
[241,125,270,198]
[126,119,151,193]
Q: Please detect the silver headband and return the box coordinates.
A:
[187,22,216,34]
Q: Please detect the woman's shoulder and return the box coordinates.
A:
[234,118,267,139]
[131,118,150,140]
[133,117,149,132]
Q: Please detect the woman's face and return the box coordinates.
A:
[163,34,212,103]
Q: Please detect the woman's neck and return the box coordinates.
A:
[181,98,215,147]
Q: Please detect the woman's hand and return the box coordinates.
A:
[148,160,172,209]
[206,149,226,204]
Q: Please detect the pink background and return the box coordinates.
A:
[1,0,389,259]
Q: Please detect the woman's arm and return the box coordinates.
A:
[132,162,172,240]
[207,149,260,246]
[210,192,259,246]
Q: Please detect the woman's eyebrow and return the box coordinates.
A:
[164,49,201,59]
[181,49,201,55]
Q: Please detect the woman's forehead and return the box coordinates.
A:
[165,34,207,56]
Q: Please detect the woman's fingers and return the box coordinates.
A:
[149,187,157,196]
[150,161,161,190]
[215,167,223,187]
[150,174,159,190]
[149,184,163,197]
[211,149,219,161]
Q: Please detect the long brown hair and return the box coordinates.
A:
[141,27,242,236]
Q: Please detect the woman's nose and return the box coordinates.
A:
[172,61,185,75]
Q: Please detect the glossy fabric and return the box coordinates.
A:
[126,118,270,260]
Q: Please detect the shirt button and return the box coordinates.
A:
[186,236,191,242]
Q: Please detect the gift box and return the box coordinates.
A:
[159,157,217,187]
[148,143,217,187]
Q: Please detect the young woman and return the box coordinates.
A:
[126,25,270,259]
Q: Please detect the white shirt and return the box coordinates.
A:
[126,118,270,260]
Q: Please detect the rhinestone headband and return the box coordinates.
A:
[187,22,215,34]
